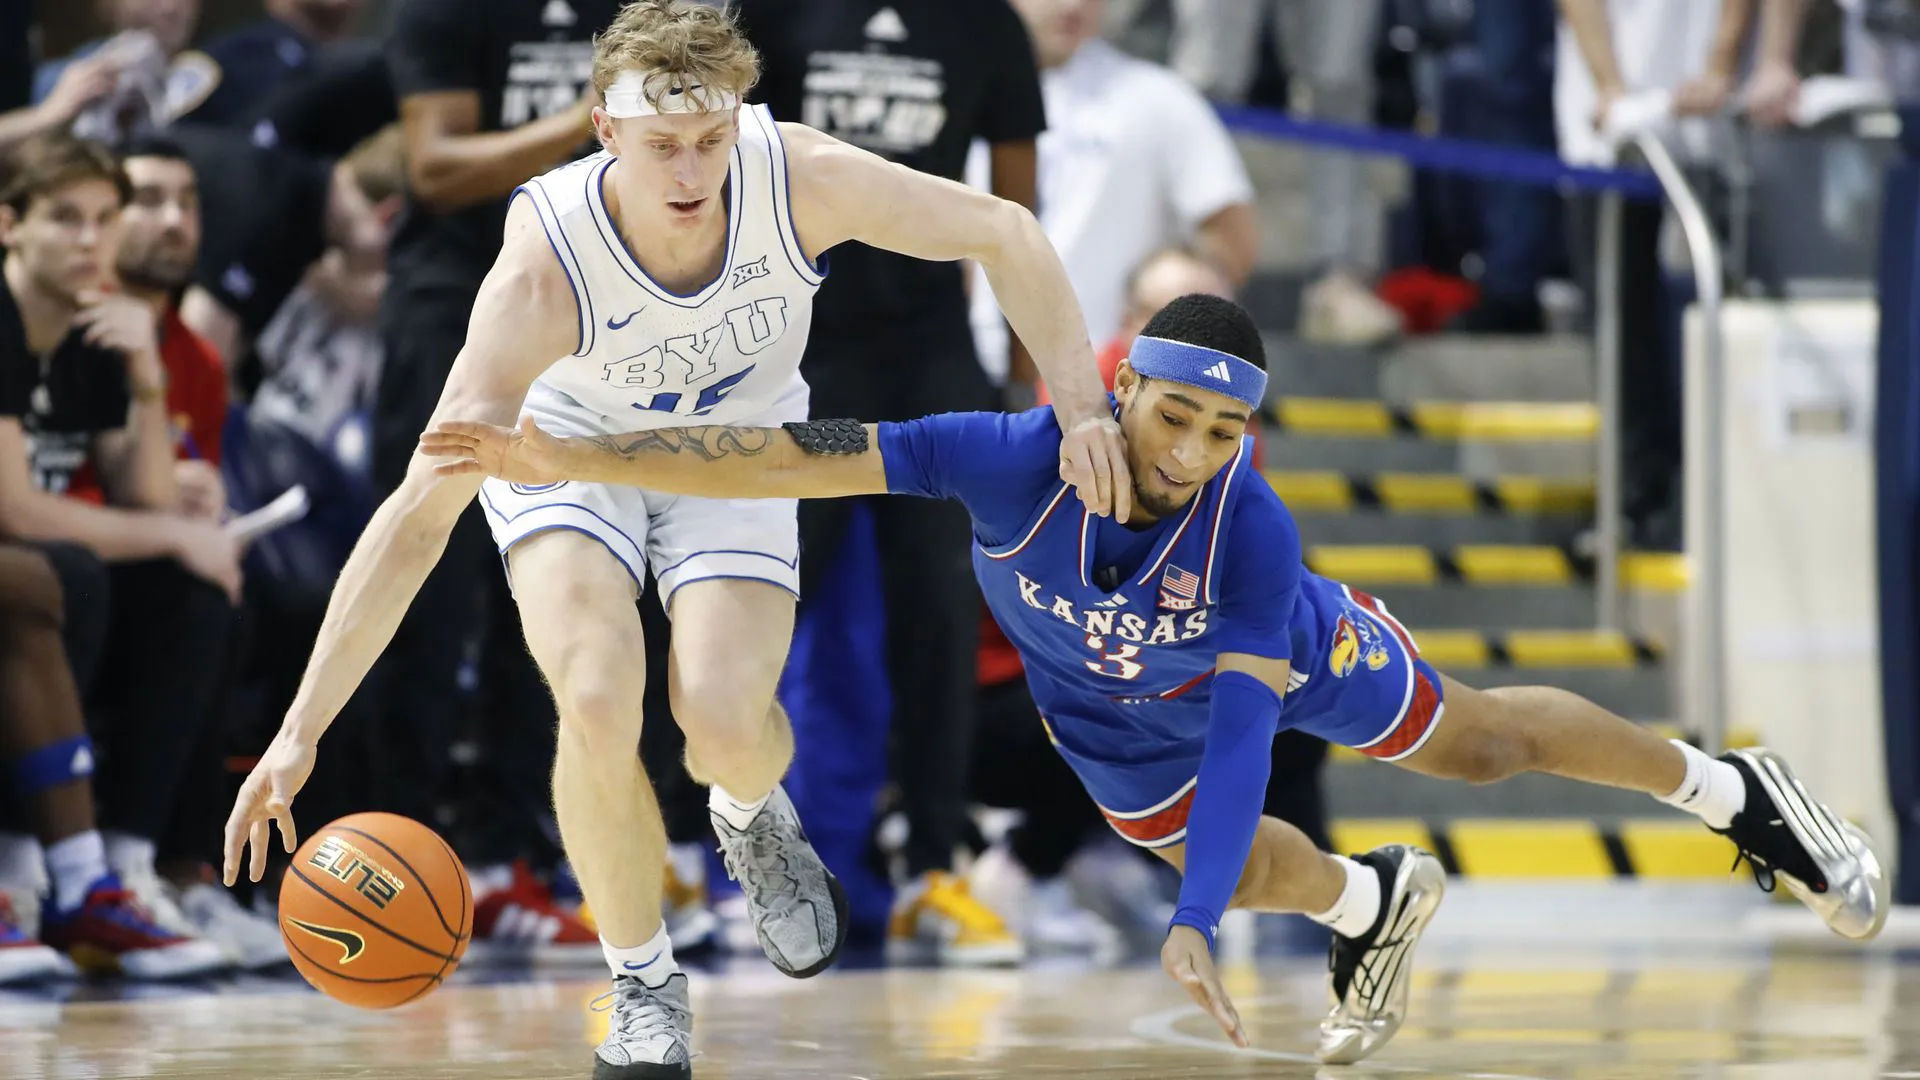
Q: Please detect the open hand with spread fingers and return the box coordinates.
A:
[419,415,571,486]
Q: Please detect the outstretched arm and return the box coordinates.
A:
[223,196,570,883]
[777,121,1132,522]
[420,417,891,501]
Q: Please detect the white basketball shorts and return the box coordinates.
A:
[479,380,805,607]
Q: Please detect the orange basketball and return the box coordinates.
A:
[278,812,473,1009]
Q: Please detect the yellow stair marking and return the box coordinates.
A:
[1454,545,1573,585]
[1492,476,1595,514]
[1306,545,1438,584]
[1408,402,1600,441]
[1504,630,1637,668]
[1617,821,1738,879]
[1260,470,1352,511]
[1375,473,1476,514]
[1621,552,1689,591]
[1412,630,1492,668]
[1275,397,1393,436]
[1642,723,1756,748]
[1329,819,1432,854]
[1447,819,1614,877]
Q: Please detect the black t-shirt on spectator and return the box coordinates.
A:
[185,17,320,129]
[732,0,1045,337]
[253,40,399,160]
[175,125,336,338]
[0,285,130,496]
[384,0,621,303]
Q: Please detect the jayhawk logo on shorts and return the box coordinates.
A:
[1328,614,1390,678]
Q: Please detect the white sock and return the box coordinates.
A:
[604,924,678,989]
[103,831,156,879]
[1306,856,1384,939]
[0,832,45,893]
[45,831,108,912]
[709,786,770,832]
[1656,740,1747,830]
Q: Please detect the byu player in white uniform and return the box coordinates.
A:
[221,3,1129,1076]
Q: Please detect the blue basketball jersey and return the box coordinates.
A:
[878,406,1304,788]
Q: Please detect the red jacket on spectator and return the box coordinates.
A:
[66,310,227,505]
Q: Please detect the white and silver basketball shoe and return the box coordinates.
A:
[591,972,692,1079]
[710,785,848,978]
[1317,844,1447,1065]
[1715,748,1889,941]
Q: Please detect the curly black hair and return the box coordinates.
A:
[1136,293,1266,370]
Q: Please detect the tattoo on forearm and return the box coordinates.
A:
[584,426,774,463]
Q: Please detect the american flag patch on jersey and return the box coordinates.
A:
[1158,565,1200,611]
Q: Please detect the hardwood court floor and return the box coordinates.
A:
[4,941,1917,1080]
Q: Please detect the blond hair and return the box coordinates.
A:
[593,1,761,110]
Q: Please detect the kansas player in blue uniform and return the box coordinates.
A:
[420,294,1887,1066]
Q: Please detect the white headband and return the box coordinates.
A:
[602,70,740,118]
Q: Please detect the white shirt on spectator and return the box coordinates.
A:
[966,38,1254,382]
[1555,0,1723,167]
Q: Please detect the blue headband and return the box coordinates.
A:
[1125,335,1268,411]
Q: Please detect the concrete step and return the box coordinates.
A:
[1451,665,1673,720]
[1302,544,1685,590]
[1260,432,1596,478]
[1270,397,1599,441]
[1380,334,1594,404]
[1360,585,1603,630]
[1260,470,1595,516]
[1326,759,1677,820]
[1293,511,1587,547]
[1264,334,1595,404]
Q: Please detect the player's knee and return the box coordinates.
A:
[554,681,641,754]
[1436,722,1537,784]
[673,686,774,763]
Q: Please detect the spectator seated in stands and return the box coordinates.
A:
[83,136,286,969]
[0,542,226,981]
[0,133,257,969]
[33,0,213,139]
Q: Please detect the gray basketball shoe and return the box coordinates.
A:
[1318,844,1447,1066]
[711,784,848,978]
[591,972,692,1080]
[1715,747,1889,941]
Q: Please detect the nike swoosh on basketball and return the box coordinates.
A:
[608,308,644,330]
[286,917,367,965]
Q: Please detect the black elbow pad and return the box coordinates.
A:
[782,419,868,456]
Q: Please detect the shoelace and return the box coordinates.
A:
[717,826,800,908]
[590,981,683,1039]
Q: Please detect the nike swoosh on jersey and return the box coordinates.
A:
[607,308,644,330]
[285,917,367,965]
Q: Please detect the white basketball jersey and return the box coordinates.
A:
[515,104,824,430]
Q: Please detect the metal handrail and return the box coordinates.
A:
[1594,132,1726,753]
